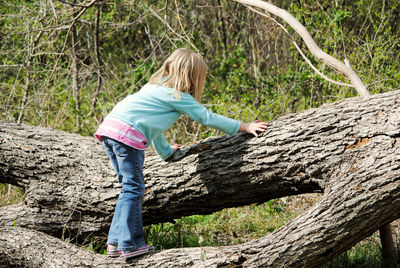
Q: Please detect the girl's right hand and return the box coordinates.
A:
[239,120,268,137]
[172,144,182,154]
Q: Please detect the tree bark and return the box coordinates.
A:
[0,227,127,268]
[1,90,400,267]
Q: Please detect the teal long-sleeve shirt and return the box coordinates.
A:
[107,83,241,159]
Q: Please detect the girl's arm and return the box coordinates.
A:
[171,121,267,156]
[169,93,240,136]
[152,133,174,160]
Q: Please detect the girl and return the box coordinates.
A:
[95,48,268,259]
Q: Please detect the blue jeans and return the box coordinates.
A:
[102,137,146,251]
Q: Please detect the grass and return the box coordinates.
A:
[144,199,296,249]
[0,183,24,207]
[323,234,385,268]
[323,242,383,268]
[1,183,399,267]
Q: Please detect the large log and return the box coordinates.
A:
[0,90,399,267]
[0,227,127,268]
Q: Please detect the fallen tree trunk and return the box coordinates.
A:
[0,227,127,268]
[1,90,399,267]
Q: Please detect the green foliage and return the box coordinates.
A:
[0,184,24,207]
[144,199,294,249]
[323,235,384,268]
[1,0,399,139]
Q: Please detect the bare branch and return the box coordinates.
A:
[245,5,354,88]
[233,0,370,97]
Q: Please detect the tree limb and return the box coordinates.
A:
[232,0,370,96]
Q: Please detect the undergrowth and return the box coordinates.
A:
[144,199,293,249]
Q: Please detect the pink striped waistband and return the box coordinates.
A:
[94,116,147,150]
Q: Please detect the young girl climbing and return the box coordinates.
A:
[95,48,268,259]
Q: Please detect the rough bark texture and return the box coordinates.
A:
[0,227,127,268]
[1,90,400,267]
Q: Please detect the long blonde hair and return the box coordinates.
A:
[149,48,207,102]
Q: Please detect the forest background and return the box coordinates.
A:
[1,0,399,266]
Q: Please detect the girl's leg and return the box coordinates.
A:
[102,138,122,246]
[102,137,146,251]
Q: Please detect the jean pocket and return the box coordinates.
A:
[115,146,128,157]
[110,139,129,157]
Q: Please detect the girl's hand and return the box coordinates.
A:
[172,144,182,154]
[239,120,268,137]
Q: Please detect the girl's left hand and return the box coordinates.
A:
[172,144,182,154]
[239,120,268,137]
